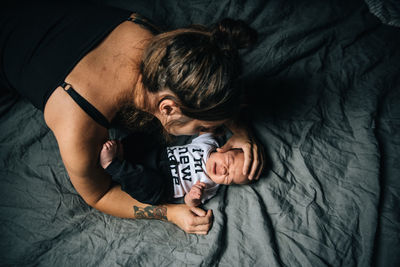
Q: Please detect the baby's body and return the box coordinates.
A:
[101,133,249,207]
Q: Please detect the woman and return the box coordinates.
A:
[0,1,264,234]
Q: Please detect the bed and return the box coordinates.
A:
[1,0,399,266]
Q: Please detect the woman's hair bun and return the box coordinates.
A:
[210,18,257,52]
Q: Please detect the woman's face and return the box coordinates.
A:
[167,119,227,136]
[153,95,228,136]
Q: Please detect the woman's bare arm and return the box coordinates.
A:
[64,146,213,233]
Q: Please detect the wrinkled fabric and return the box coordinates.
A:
[364,0,400,27]
[1,0,399,266]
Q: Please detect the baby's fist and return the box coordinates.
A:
[189,181,206,199]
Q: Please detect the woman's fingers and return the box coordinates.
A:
[241,141,253,177]
[248,142,260,180]
[168,204,213,234]
[245,139,265,180]
[187,209,213,234]
[190,206,207,217]
[216,143,232,153]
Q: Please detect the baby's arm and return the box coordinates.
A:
[184,181,207,207]
[100,140,170,205]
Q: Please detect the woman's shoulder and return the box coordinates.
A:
[104,15,154,52]
[44,87,108,146]
[43,17,154,131]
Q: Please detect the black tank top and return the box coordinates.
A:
[0,0,158,129]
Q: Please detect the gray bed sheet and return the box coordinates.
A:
[1,0,399,266]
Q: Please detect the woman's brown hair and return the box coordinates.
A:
[140,18,257,121]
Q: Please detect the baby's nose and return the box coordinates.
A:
[217,165,227,175]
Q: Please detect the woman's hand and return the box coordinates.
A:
[166,204,213,235]
[217,125,264,180]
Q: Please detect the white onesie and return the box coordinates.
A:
[166,133,220,203]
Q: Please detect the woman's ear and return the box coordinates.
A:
[159,98,179,117]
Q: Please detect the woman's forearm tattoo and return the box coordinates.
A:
[133,205,167,221]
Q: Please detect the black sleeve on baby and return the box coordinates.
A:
[105,159,170,205]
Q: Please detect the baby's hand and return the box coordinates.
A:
[185,181,206,207]
[100,140,119,169]
[188,181,206,199]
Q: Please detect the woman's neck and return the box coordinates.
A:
[130,74,148,112]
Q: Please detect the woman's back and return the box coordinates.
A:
[0,0,131,111]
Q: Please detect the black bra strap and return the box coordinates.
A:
[127,16,160,34]
[60,82,111,129]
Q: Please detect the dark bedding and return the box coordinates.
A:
[1,0,399,266]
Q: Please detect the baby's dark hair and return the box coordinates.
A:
[140,18,257,121]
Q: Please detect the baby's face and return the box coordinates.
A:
[206,149,249,185]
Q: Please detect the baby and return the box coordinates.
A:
[100,133,250,207]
